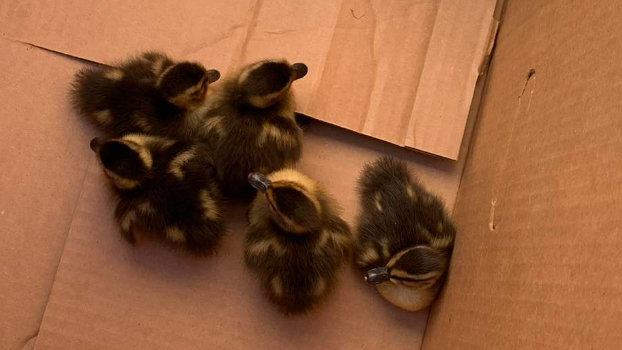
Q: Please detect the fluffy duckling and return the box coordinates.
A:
[90,133,225,256]
[72,51,220,139]
[244,169,352,315]
[201,60,307,198]
[354,156,456,312]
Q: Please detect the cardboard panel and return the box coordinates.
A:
[307,0,440,144]
[0,0,496,159]
[0,39,95,350]
[32,120,470,350]
[0,0,255,72]
[424,1,622,349]
[404,0,497,159]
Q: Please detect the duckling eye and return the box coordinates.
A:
[399,280,420,287]
[390,276,425,288]
[191,87,206,100]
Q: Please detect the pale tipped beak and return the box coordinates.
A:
[206,69,221,84]
[291,63,308,80]
[90,137,103,152]
[365,266,391,285]
[248,172,272,193]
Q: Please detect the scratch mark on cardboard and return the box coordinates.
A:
[489,68,537,232]
[350,8,366,19]
[519,68,537,97]
[1,36,104,66]
[489,199,497,231]
[264,29,298,35]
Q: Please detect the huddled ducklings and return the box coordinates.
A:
[72,51,220,139]
[354,156,456,312]
[200,60,308,198]
[244,169,352,315]
[90,133,225,256]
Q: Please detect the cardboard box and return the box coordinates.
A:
[2,0,621,349]
[0,36,471,350]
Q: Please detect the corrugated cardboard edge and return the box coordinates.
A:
[421,0,622,343]
[404,0,499,160]
[419,0,505,348]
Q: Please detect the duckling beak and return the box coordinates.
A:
[248,172,272,193]
[90,137,102,152]
[291,63,308,80]
[365,267,391,285]
[206,69,221,84]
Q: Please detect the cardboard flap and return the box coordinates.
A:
[0,0,255,70]
[0,0,497,159]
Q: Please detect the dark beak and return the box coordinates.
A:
[248,172,272,193]
[291,63,308,80]
[365,267,391,285]
[90,137,103,152]
[206,69,221,84]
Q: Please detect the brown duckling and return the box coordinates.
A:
[200,60,307,198]
[244,169,352,315]
[72,51,220,139]
[90,133,225,256]
[354,156,456,311]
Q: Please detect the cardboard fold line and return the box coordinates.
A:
[404,0,498,160]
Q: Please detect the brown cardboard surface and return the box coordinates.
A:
[0,39,96,350]
[31,117,469,349]
[0,0,256,72]
[0,0,496,159]
[404,0,497,158]
[424,1,622,349]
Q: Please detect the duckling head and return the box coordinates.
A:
[90,135,154,191]
[157,62,220,110]
[248,170,321,233]
[365,246,447,312]
[237,60,308,108]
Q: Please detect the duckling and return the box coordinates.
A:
[244,169,352,315]
[354,156,456,312]
[89,133,225,256]
[200,60,308,198]
[72,51,220,139]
